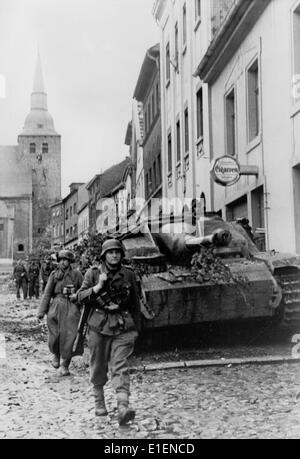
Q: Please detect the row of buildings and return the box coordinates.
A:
[50,0,300,255]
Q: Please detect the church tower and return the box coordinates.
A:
[18,54,61,250]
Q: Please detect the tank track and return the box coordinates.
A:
[277,273,300,327]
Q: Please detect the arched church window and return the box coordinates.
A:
[42,143,49,154]
[18,244,24,252]
[30,143,36,154]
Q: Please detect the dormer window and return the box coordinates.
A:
[42,143,48,154]
[37,124,43,129]
[30,143,36,154]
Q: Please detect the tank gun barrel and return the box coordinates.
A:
[185,229,232,249]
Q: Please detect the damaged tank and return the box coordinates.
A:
[112,213,300,330]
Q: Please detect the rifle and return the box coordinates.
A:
[72,303,92,357]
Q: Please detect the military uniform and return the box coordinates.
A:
[28,261,40,299]
[40,260,55,293]
[13,263,28,300]
[38,266,83,362]
[77,263,141,403]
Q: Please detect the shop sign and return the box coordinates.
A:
[211,156,241,187]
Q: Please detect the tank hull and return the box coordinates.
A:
[142,261,278,328]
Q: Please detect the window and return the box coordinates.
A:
[195,0,201,21]
[61,223,64,236]
[225,89,236,156]
[152,93,155,118]
[293,5,300,90]
[145,110,148,134]
[247,60,259,142]
[145,173,149,198]
[166,42,170,83]
[37,124,43,129]
[74,224,77,235]
[175,23,179,68]
[30,143,36,154]
[196,88,204,140]
[157,154,162,185]
[168,133,172,174]
[18,244,24,252]
[176,120,181,163]
[184,108,189,153]
[70,227,73,237]
[0,223,4,231]
[74,203,77,214]
[66,209,69,220]
[153,161,157,190]
[148,104,151,128]
[183,3,187,47]
[42,143,48,154]
[70,206,73,218]
[149,169,153,194]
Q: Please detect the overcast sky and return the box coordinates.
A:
[0,0,159,195]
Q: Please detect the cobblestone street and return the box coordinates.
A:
[1,292,300,439]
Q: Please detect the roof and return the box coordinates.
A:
[133,44,160,102]
[86,174,101,191]
[0,146,32,197]
[100,157,132,198]
[195,0,270,83]
[50,200,63,209]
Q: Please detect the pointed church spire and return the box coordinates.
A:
[20,53,57,136]
[31,53,47,111]
[33,52,45,93]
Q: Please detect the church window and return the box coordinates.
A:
[30,143,36,154]
[0,223,4,231]
[18,244,24,252]
[42,143,49,154]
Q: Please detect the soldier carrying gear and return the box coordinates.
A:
[13,259,28,300]
[37,249,83,377]
[77,238,141,426]
[28,259,41,300]
[40,256,56,293]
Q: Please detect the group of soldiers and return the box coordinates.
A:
[13,240,141,427]
[13,256,57,301]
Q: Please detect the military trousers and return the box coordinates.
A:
[29,277,40,299]
[16,278,28,299]
[88,329,138,395]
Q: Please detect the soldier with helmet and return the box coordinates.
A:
[77,238,141,426]
[37,250,83,376]
[28,257,41,300]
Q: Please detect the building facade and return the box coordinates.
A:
[63,183,84,249]
[133,44,163,220]
[197,0,300,253]
[153,0,212,218]
[50,200,65,250]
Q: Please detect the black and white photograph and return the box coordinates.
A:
[0,0,300,442]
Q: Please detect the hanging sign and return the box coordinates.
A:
[211,156,241,187]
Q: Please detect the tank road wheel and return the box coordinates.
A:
[275,268,300,329]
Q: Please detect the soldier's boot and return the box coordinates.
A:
[59,359,71,377]
[94,386,108,417]
[117,392,135,426]
[51,354,60,369]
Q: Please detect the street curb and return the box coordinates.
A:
[130,355,300,373]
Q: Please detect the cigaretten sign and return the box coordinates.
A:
[211,156,241,187]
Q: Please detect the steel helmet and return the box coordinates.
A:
[58,250,75,263]
[100,239,125,260]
